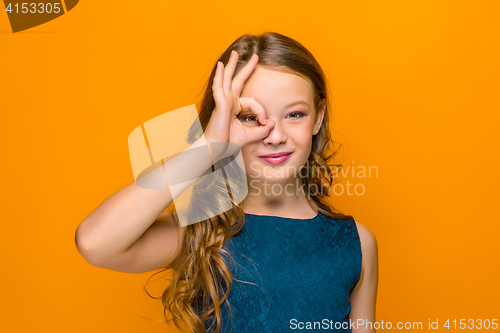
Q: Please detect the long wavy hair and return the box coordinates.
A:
[144,31,353,333]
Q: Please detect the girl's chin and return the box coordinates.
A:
[247,175,298,185]
[246,163,299,177]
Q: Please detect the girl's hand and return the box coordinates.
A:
[204,51,275,155]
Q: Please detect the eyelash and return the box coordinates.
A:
[242,112,305,122]
[287,112,305,119]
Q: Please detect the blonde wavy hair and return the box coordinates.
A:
[143,31,353,333]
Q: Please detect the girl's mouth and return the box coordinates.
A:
[258,152,293,165]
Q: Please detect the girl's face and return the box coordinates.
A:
[238,65,325,186]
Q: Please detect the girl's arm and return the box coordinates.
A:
[74,136,221,273]
[349,221,379,332]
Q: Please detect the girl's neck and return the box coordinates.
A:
[242,183,318,219]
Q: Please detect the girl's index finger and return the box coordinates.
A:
[231,54,259,94]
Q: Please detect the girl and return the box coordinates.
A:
[75,32,378,333]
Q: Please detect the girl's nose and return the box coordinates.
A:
[262,120,287,146]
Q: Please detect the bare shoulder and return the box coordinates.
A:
[353,220,378,261]
[351,220,379,293]
[355,221,378,273]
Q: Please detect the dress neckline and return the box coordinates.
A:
[244,211,321,221]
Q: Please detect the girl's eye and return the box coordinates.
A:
[287,112,305,119]
[243,115,258,122]
[241,112,305,122]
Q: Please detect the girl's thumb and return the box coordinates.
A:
[246,119,275,143]
[258,119,275,138]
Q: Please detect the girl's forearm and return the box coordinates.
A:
[75,136,224,263]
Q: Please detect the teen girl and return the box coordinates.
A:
[76,32,378,333]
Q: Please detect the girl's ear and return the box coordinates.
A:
[313,99,326,135]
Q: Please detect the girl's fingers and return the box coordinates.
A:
[246,119,275,143]
[212,61,226,109]
[237,97,268,126]
[232,54,259,94]
[223,51,239,96]
[238,96,275,143]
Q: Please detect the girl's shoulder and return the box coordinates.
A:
[351,219,377,254]
[328,214,377,257]
[351,219,378,288]
[321,213,377,263]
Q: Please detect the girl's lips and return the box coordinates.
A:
[258,152,293,165]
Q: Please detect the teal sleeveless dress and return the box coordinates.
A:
[200,211,362,332]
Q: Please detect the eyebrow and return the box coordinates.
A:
[284,100,310,108]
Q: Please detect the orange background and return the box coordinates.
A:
[1,0,499,332]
